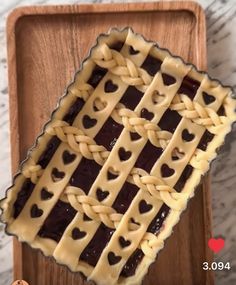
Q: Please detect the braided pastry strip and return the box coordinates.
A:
[189,148,214,172]
[62,184,172,259]
[23,110,173,183]
[22,158,43,184]
[62,187,164,257]
[91,99,173,150]
[112,103,172,149]
[68,81,94,101]
[93,43,152,92]
[140,232,164,259]
[45,120,109,165]
[128,168,188,211]
[62,167,186,228]
[61,187,139,231]
[170,94,229,134]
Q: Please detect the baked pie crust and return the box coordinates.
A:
[1,28,236,285]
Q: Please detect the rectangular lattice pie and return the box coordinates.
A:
[1,28,236,285]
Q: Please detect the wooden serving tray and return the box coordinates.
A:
[7,2,214,285]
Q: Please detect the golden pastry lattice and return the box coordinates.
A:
[1,28,236,285]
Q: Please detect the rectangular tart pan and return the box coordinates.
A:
[6,1,214,284]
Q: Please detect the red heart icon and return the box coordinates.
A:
[208,238,225,253]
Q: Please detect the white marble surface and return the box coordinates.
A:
[0,0,235,284]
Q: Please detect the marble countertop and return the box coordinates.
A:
[0,0,235,284]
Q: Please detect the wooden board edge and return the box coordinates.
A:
[6,1,205,18]
[203,175,215,284]
[7,0,22,280]
[13,237,23,280]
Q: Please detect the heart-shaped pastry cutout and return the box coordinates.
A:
[152,90,166,105]
[96,188,109,202]
[72,227,86,240]
[203,91,215,105]
[129,217,140,231]
[129,132,141,141]
[140,108,154,121]
[30,204,43,218]
[161,164,175,178]
[171,147,185,160]
[182,129,195,142]
[139,200,153,214]
[93,98,107,112]
[40,188,53,200]
[51,168,65,182]
[104,80,118,93]
[83,115,97,129]
[119,236,131,248]
[62,150,76,165]
[162,73,176,86]
[108,252,122,265]
[118,147,132,161]
[130,217,140,226]
[129,45,140,55]
[107,167,120,180]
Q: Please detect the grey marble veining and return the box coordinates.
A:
[206,1,236,285]
[0,0,235,284]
